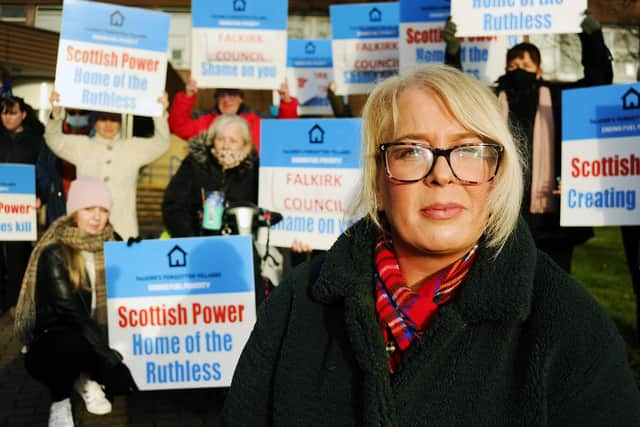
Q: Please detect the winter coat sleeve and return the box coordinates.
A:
[544,279,640,426]
[278,97,299,119]
[168,91,214,140]
[127,114,170,167]
[44,118,92,166]
[578,29,613,86]
[162,157,201,237]
[218,272,297,427]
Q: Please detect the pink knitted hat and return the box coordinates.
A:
[66,176,112,214]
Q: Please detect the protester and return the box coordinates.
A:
[14,176,136,427]
[218,65,640,426]
[445,11,612,272]
[162,114,258,237]
[45,91,170,240]
[0,95,44,317]
[168,80,298,152]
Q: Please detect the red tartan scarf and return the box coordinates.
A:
[374,235,478,373]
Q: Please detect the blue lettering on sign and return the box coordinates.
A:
[343,70,396,84]
[566,188,636,211]
[271,215,315,232]
[258,66,276,79]
[145,360,222,383]
[0,222,13,232]
[200,62,239,77]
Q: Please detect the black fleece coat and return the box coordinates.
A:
[162,134,259,237]
[219,218,640,426]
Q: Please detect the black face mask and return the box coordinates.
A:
[500,68,539,91]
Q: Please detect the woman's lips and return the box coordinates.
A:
[421,203,464,220]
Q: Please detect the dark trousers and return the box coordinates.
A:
[0,241,32,312]
[24,330,102,402]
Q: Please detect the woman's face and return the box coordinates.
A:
[377,87,492,264]
[95,118,121,139]
[213,122,246,153]
[1,104,26,133]
[75,207,109,234]
[217,93,243,115]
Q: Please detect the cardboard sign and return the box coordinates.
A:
[399,0,519,84]
[330,2,399,95]
[55,0,170,117]
[285,39,334,116]
[105,236,256,390]
[0,164,37,241]
[451,0,587,37]
[561,83,640,226]
[191,0,288,90]
[258,119,362,250]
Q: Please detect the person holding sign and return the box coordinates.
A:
[162,114,258,237]
[14,176,136,427]
[219,65,640,426]
[168,79,298,152]
[45,91,170,240]
[0,94,44,318]
[445,11,613,272]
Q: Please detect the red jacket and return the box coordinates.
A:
[168,91,298,153]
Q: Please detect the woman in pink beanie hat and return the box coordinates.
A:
[14,176,136,427]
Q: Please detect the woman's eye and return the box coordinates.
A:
[394,147,422,160]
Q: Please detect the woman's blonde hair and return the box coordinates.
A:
[353,64,524,252]
[206,114,254,155]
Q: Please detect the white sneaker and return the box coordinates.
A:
[49,398,74,427]
[73,374,112,415]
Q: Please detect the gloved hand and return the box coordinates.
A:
[580,10,601,35]
[442,17,461,55]
[126,236,142,246]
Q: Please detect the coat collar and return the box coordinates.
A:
[311,217,537,324]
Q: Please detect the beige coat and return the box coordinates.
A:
[45,115,169,239]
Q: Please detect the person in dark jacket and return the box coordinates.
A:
[219,65,640,426]
[162,114,258,238]
[14,176,136,427]
[0,95,44,317]
[445,12,611,272]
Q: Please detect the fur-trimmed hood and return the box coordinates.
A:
[186,132,258,168]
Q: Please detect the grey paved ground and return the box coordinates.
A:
[0,311,226,427]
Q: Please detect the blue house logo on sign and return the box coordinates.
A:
[305,42,316,55]
[622,88,640,110]
[309,124,325,144]
[233,0,247,12]
[110,10,124,27]
[369,7,382,22]
[168,245,187,268]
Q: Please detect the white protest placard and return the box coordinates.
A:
[105,236,256,390]
[400,0,519,84]
[330,2,399,95]
[0,164,37,241]
[259,119,362,250]
[55,0,170,117]
[191,0,288,90]
[451,0,587,37]
[284,39,334,116]
[561,83,640,226]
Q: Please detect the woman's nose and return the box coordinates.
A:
[423,156,454,186]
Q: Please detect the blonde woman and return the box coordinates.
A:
[15,176,136,427]
[219,65,640,426]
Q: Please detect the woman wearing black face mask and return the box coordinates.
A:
[444,11,613,274]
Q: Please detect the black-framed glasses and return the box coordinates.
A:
[379,142,504,184]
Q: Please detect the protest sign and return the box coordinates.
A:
[399,0,518,84]
[105,236,256,390]
[330,2,399,95]
[55,0,170,117]
[451,0,587,37]
[259,119,362,250]
[0,164,36,241]
[284,39,334,116]
[561,83,640,226]
[191,0,288,90]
